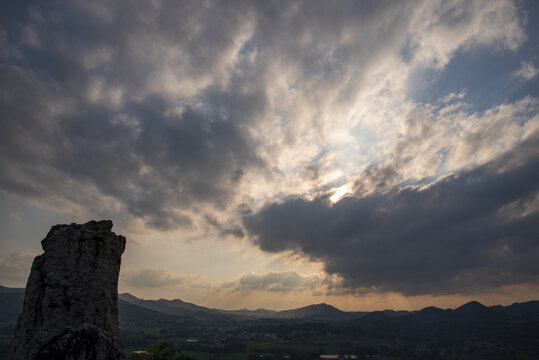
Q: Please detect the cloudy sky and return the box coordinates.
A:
[1,0,538,311]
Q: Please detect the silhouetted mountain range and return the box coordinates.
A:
[401,301,509,324]
[115,291,539,324]
[2,286,539,326]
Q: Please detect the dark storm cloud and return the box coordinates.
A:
[0,0,265,229]
[0,66,260,229]
[0,0,252,95]
[244,134,539,296]
[0,0,530,235]
[1,0,408,229]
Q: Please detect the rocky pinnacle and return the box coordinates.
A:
[9,220,126,360]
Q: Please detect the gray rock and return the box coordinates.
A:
[9,220,126,360]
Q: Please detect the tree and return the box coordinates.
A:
[145,341,195,360]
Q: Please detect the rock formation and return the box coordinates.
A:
[9,220,126,360]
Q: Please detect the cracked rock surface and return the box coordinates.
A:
[9,220,126,360]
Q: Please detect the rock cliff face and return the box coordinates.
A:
[9,220,126,360]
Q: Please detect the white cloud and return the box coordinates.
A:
[238,271,322,293]
[513,61,539,80]
[235,271,348,295]
[409,0,524,68]
[124,267,184,288]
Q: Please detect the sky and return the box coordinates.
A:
[1,0,538,311]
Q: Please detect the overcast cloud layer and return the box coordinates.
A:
[1,0,538,302]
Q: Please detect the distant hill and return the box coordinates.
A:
[119,293,228,320]
[118,293,140,303]
[382,309,413,317]
[454,301,507,322]
[402,301,508,324]
[277,303,358,321]
[491,300,539,317]
[406,306,451,322]
[360,311,391,322]
[217,305,368,321]
[118,299,183,325]
[215,308,279,318]
[121,294,362,321]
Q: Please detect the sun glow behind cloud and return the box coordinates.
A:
[330,184,350,203]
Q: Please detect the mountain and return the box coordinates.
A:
[383,309,413,317]
[404,301,508,324]
[123,297,361,321]
[491,300,539,317]
[453,301,507,322]
[120,294,227,320]
[3,285,539,325]
[114,298,539,323]
[118,293,140,303]
[359,311,391,322]
[118,299,184,325]
[407,306,451,322]
[277,303,356,321]
[156,298,224,315]
[218,304,367,321]
[215,308,279,318]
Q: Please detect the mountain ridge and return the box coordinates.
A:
[3,287,538,324]
[116,290,539,322]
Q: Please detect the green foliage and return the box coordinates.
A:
[145,341,195,360]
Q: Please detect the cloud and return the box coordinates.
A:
[121,268,340,297]
[244,133,539,296]
[125,267,184,288]
[237,271,323,293]
[352,95,539,197]
[513,61,539,80]
[408,0,525,68]
[0,0,265,230]
[204,214,245,238]
[0,0,527,235]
